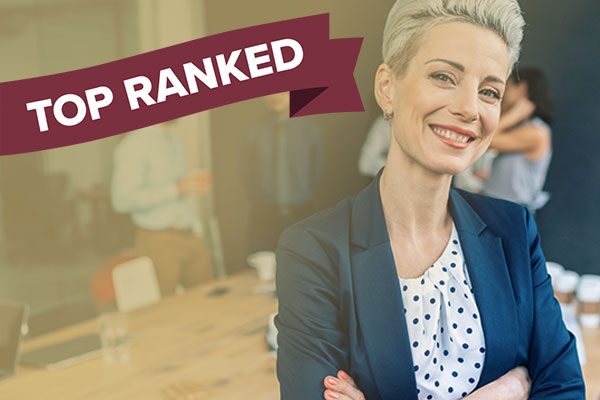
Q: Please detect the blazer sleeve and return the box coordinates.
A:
[525,209,585,398]
[275,225,350,400]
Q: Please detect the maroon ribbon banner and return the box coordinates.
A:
[0,13,363,155]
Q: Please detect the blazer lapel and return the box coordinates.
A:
[350,176,418,400]
[449,190,519,387]
[348,181,518,398]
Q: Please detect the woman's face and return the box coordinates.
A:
[377,21,510,176]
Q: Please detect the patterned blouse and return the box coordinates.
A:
[399,223,486,399]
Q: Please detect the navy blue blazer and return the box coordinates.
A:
[275,175,584,399]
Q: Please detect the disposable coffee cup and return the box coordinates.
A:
[546,261,564,298]
[579,274,600,288]
[577,275,600,328]
[554,270,579,305]
[247,251,276,281]
[546,261,564,282]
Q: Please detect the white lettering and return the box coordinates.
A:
[157,68,189,103]
[272,39,304,72]
[215,49,249,86]
[123,76,156,110]
[85,86,113,120]
[245,43,274,78]
[183,59,218,93]
[26,99,53,132]
[53,94,87,127]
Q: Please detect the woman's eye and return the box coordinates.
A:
[431,73,454,84]
[480,88,501,100]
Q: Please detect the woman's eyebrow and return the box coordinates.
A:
[483,76,506,86]
[425,58,464,71]
[425,58,506,86]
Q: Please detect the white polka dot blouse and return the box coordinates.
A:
[399,223,486,400]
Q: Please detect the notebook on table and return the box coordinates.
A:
[0,301,28,381]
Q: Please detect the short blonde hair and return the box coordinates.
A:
[383,0,524,75]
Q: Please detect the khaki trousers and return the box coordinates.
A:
[135,228,213,295]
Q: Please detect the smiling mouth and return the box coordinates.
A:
[430,125,476,147]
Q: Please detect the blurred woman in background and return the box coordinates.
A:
[484,68,553,211]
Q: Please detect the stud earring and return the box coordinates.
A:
[383,110,393,121]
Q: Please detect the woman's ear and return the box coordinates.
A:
[374,63,395,114]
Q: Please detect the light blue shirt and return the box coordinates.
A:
[111,126,201,233]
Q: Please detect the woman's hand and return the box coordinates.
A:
[465,366,531,400]
[497,97,535,132]
[322,366,529,400]
[323,370,366,400]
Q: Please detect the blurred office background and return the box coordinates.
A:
[0,0,598,327]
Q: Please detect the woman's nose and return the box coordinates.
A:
[449,87,479,123]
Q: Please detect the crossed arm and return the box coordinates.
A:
[322,367,531,400]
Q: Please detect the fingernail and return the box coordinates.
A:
[326,377,338,386]
[326,391,340,399]
[339,371,350,381]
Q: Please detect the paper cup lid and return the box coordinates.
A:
[555,270,579,293]
[577,277,600,302]
[580,274,600,286]
[546,261,564,279]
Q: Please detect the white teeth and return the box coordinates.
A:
[431,126,470,143]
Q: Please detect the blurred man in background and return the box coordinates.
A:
[242,92,322,253]
[111,122,213,295]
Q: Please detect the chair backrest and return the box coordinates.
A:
[91,251,138,306]
[112,256,161,312]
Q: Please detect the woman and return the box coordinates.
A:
[275,1,584,399]
[484,68,553,211]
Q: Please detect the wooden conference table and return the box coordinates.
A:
[1,270,599,399]
[0,271,279,400]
